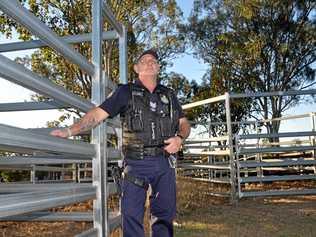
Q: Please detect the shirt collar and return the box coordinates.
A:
[135,79,162,93]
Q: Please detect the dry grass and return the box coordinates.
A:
[0,177,316,237]
[174,177,316,237]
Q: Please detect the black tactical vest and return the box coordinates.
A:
[121,83,180,152]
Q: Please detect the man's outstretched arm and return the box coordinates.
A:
[50,107,109,138]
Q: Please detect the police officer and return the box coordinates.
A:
[50,49,191,237]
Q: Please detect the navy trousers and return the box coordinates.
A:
[121,155,176,237]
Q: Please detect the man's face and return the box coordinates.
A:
[134,54,160,77]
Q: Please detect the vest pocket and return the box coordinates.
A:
[131,110,144,132]
[160,117,173,138]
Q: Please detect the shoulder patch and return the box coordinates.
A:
[160,94,170,104]
[157,84,174,93]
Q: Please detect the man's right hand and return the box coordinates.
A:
[50,128,70,138]
[49,107,109,139]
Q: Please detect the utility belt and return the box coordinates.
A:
[112,144,176,193]
[124,144,167,160]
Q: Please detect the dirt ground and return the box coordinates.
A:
[1,177,315,237]
[175,193,316,237]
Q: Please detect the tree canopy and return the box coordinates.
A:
[0,0,186,124]
[185,0,316,134]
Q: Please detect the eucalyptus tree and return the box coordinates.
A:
[0,0,185,124]
[185,0,316,135]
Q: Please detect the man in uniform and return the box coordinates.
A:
[50,49,191,237]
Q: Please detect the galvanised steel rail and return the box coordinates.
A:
[230,89,316,98]
[91,1,108,235]
[0,123,95,157]
[0,0,95,76]
[177,163,231,170]
[184,145,228,149]
[239,189,316,198]
[0,187,95,202]
[181,92,237,202]
[0,188,96,218]
[185,150,230,156]
[0,54,94,113]
[181,91,315,201]
[0,31,118,53]
[0,156,90,165]
[202,112,316,132]
[238,131,316,140]
[0,211,94,222]
[102,1,123,37]
[240,174,316,183]
[0,75,117,115]
[236,112,316,198]
[238,145,316,155]
[0,183,116,195]
[0,166,74,172]
[239,159,316,168]
[182,94,226,110]
[0,0,126,236]
[0,101,71,112]
[185,136,229,143]
[26,126,117,136]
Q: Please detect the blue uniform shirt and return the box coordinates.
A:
[99,80,184,119]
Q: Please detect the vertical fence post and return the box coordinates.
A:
[225,92,237,203]
[61,164,65,181]
[208,122,213,181]
[118,21,127,237]
[92,0,107,236]
[30,165,36,184]
[119,25,127,84]
[77,164,81,183]
[235,135,243,198]
[311,113,316,174]
[255,121,263,181]
[72,163,77,183]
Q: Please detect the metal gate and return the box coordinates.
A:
[0,1,126,236]
[180,90,316,201]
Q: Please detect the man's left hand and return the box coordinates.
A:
[164,136,182,154]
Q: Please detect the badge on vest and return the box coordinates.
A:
[160,94,169,104]
[150,101,157,112]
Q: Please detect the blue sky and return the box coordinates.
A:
[170,0,209,82]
